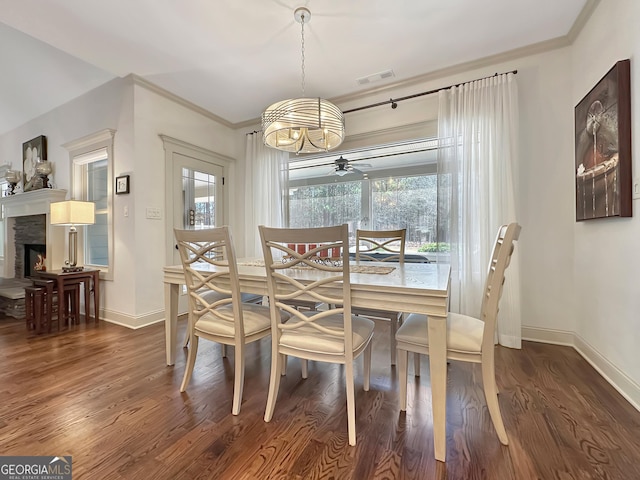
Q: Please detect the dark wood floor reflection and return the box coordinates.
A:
[1,314,639,479]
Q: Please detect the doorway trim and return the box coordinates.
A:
[160,135,233,265]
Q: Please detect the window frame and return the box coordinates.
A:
[63,129,115,280]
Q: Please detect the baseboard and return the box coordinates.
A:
[99,309,166,329]
[521,325,574,346]
[573,333,640,412]
[522,325,640,412]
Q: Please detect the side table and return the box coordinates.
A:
[34,268,100,325]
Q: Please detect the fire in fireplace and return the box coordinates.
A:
[24,244,46,277]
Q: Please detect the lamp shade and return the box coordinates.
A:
[262,97,345,154]
[50,200,95,226]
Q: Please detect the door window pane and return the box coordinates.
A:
[182,168,217,229]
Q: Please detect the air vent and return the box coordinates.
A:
[356,69,395,86]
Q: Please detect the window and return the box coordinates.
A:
[64,129,115,279]
[85,158,108,266]
[287,140,438,254]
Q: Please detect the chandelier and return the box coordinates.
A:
[262,7,345,154]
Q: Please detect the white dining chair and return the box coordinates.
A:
[396,222,521,445]
[352,228,406,364]
[182,290,263,349]
[259,224,375,446]
[174,226,289,415]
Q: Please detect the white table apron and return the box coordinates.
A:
[162,260,451,461]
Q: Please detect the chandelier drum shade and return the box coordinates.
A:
[262,7,345,154]
[262,97,344,153]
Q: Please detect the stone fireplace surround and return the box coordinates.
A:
[0,190,68,318]
[1,189,68,278]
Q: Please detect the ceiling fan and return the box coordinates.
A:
[332,156,370,176]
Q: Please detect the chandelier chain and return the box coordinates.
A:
[300,13,305,96]
[261,7,345,154]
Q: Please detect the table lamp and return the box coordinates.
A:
[50,200,96,272]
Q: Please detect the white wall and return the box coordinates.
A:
[129,84,238,323]
[571,0,640,404]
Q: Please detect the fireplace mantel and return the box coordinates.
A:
[1,189,68,276]
[1,189,67,218]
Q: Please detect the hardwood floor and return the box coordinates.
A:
[1,315,639,480]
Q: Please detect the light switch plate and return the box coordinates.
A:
[146,207,162,219]
[633,178,640,200]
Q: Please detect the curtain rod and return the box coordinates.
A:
[342,69,518,115]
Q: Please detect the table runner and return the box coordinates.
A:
[238,259,395,275]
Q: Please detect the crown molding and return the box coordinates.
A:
[129,74,235,129]
[330,37,572,110]
[566,0,601,43]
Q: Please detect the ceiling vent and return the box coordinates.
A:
[356,69,395,86]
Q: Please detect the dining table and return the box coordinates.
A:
[162,259,451,461]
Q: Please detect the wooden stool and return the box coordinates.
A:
[25,286,46,333]
[62,283,81,326]
[27,279,80,332]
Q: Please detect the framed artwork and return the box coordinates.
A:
[22,135,47,192]
[115,175,130,195]
[575,59,632,221]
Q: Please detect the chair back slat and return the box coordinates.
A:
[259,225,352,342]
[355,229,406,262]
[174,227,245,337]
[480,223,521,350]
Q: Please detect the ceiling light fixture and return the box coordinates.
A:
[335,163,350,176]
[262,7,345,154]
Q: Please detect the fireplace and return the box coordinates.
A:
[13,215,46,279]
[24,244,46,278]
[0,189,68,278]
[0,189,67,318]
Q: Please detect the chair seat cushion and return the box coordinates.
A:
[200,289,262,305]
[396,312,484,354]
[280,313,375,355]
[195,303,284,337]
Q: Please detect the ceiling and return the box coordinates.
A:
[0,0,590,135]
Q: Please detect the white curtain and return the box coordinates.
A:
[243,133,289,257]
[436,72,522,348]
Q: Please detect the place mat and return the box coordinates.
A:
[352,265,395,275]
[238,259,395,275]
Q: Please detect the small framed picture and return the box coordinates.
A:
[115,175,130,195]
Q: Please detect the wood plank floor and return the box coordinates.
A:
[1,315,639,480]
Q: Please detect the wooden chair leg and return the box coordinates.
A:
[264,347,283,422]
[482,355,509,445]
[398,348,409,411]
[345,360,357,446]
[232,344,245,415]
[180,335,199,392]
